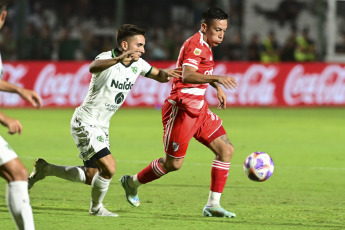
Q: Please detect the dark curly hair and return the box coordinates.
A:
[116,24,146,48]
[201,7,228,26]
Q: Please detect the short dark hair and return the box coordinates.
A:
[0,0,8,12]
[201,7,228,26]
[116,24,146,48]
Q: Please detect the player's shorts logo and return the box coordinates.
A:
[172,142,180,152]
[114,92,125,104]
[97,136,104,143]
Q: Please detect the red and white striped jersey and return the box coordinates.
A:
[168,31,214,116]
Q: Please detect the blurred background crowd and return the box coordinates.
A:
[1,0,344,62]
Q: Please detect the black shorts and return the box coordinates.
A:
[83,147,111,168]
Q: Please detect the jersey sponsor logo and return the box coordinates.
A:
[97,136,104,143]
[114,92,125,104]
[204,68,213,75]
[172,142,180,152]
[111,78,134,90]
[131,66,138,74]
[193,48,202,55]
[186,58,198,66]
[105,103,120,111]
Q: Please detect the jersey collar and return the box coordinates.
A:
[198,30,211,50]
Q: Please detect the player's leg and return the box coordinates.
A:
[202,132,236,217]
[0,158,35,230]
[194,110,236,218]
[28,158,88,189]
[120,102,193,207]
[89,148,117,217]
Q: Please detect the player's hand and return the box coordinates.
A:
[163,67,182,80]
[118,50,142,62]
[0,115,23,135]
[216,87,227,109]
[18,88,42,108]
[217,76,237,90]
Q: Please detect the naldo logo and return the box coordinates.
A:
[114,92,125,104]
[111,78,133,90]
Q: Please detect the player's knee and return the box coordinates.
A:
[85,168,98,185]
[218,144,235,161]
[12,167,28,181]
[100,166,116,179]
[164,161,182,172]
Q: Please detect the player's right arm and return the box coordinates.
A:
[89,50,139,73]
[0,111,22,135]
[182,65,237,90]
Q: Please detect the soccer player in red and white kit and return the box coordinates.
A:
[120,7,237,217]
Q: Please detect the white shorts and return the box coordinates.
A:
[70,115,110,161]
[0,135,18,166]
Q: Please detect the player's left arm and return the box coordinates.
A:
[210,82,227,109]
[146,67,182,83]
[0,80,42,108]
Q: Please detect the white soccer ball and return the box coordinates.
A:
[243,152,274,182]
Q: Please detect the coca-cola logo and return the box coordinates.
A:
[284,65,345,105]
[206,64,277,105]
[34,64,91,106]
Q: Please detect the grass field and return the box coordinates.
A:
[0,107,344,230]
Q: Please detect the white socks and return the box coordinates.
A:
[44,164,86,183]
[90,172,111,212]
[206,191,222,206]
[6,181,35,230]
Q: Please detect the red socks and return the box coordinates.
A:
[210,160,230,193]
[137,159,166,184]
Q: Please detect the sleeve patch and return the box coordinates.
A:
[186,58,199,66]
[193,48,202,55]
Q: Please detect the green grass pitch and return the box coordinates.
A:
[0,107,344,229]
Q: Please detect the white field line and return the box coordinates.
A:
[20,156,345,171]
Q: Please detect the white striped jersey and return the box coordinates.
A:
[74,49,152,129]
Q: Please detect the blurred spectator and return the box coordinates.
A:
[37,24,53,60]
[57,27,80,60]
[18,22,39,60]
[149,36,169,60]
[0,25,16,60]
[260,31,280,63]
[280,25,297,61]
[223,31,243,60]
[336,32,345,54]
[0,0,321,61]
[247,33,261,61]
[294,27,316,61]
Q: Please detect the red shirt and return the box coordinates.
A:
[168,31,214,116]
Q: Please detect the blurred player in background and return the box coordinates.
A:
[0,1,41,229]
[120,7,238,218]
[28,24,181,217]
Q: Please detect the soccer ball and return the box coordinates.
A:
[243,152,274,182]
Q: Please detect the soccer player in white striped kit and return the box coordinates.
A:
[28,24,181,217]
[120,8,238,217]
[0,1,41,229]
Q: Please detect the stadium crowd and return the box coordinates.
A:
[1,0,343,62]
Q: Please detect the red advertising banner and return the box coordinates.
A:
[1,61,344,107]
